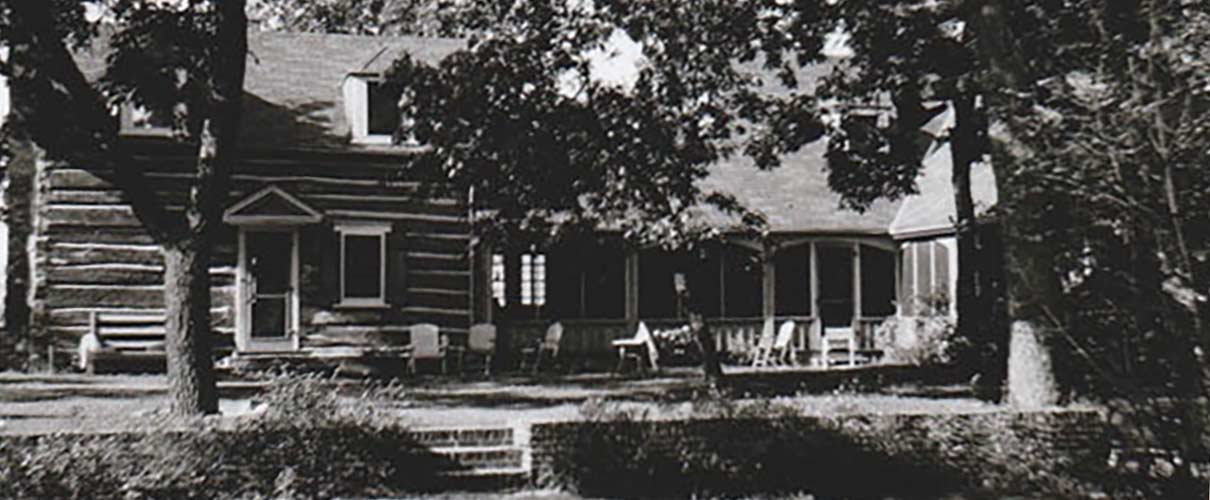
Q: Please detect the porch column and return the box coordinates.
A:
[893,242,902,316]
[624,248,639,328]
[853,242,862,319]
[504,250,523,319]
[762,242,776,318]
[809,241,819,318]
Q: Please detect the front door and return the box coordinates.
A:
[816,244,854,328]
[239,230,299,351]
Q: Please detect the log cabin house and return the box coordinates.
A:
[0,31,996,370]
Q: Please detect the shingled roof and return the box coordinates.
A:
[700,137,901,234]
[73,30,973,236]
[888,109,999,239]
[74,30,463,151]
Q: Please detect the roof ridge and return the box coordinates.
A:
[248,29,465,45]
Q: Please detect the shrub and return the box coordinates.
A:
[0,375,442,499]
[543,398,1122,499]
[876,314,961,366]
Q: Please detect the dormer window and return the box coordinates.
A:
[120,104,174,135]
[343,75,415,146]
[367,81,402,137]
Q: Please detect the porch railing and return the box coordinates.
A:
[500,315,890,361]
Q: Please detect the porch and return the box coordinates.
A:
[479,235,932,367]
[502,316,889,368]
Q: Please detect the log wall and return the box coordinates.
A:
[31,146,472,358]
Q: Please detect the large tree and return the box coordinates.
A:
[381,0,828,384]
[795,0,1004,399]
[978,0,1210,488]
[1,1,248,415]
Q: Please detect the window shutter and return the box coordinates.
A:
[387,227,408,306]
[320,227,341,305]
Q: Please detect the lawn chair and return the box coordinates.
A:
[751,318,777,367]
[458,323,496,376]
[824,324,857,368]
[520,322,563,374]
[612,321,661,373]
[405,323,449,375]
[768,320,797,366]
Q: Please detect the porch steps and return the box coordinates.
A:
[407,425,532,491]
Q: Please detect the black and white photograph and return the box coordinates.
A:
[0,1,1208,498]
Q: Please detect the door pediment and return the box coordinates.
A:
[224,185,322,226]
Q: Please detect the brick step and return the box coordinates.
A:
[430,467,531,492]
[431,445,526,470]
[408,426,514,448]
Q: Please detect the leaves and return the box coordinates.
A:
[387,0,832,248]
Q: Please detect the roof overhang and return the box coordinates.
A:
[223,185,323,226]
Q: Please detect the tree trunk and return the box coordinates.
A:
[2,141,36,370]
[163,241,219,415]
[693,319,725,385]
[679,273,724,386]
[949,91,986,376]
[162,0,248,416]
[968,0,1060,407]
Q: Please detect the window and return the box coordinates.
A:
[520,253,546,306]
[337,222,391,306]
[367,81,402,137]
[494,246,625,320]
[491,254,507,307]
[899,239,953,315]
[120,104,174,134]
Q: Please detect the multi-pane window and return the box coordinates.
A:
[520,253,546,306]
[899,239,953,316]
[490,252,548,310]
[491,254,507,307]
[121,104,173,133]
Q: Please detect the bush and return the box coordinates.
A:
[0,375,443,499]
[876,315,963,367]
[539,398,1120,499]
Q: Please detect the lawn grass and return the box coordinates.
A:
[0,365,1016,435]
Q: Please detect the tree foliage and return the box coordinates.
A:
[247,0,514,37]
[0,0,249,415]
[386,0,828,249]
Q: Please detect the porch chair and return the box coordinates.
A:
[751,318,777,367]
[612,321,661,373]
[520,322,564,374]
[459,323,496,376]
[823,323,858,368]
[768,320,798,366]
[405,323,450,375]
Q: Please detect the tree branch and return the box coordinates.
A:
[6,3,181,243]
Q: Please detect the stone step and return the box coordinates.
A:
[431,445,526,470]
[409,426,515,448]
[432,466,531,492]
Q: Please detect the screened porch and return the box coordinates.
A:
[477,235,939,366]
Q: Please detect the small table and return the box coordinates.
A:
[611,337,651,373]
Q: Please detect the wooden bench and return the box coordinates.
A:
[77,312,167,374]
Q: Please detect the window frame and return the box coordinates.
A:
[349,76,417,146]
[119,103,175,136]
[335,221,392,308]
